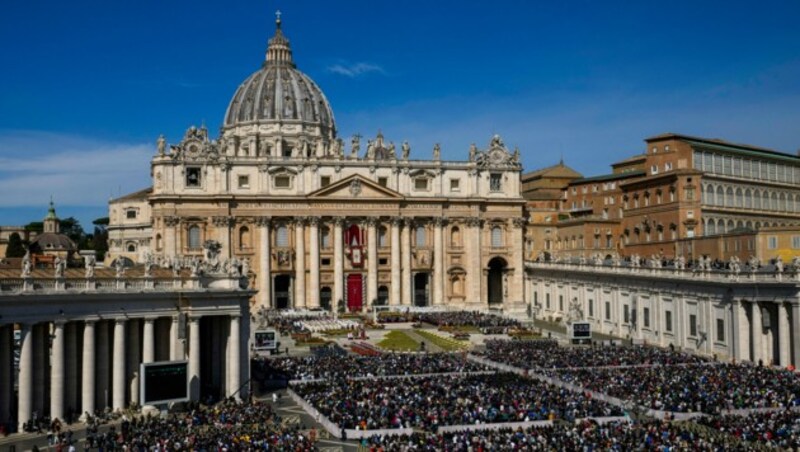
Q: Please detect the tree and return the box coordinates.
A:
[58,217,86,244]
[90,225,109,261]
[24,221,43,233]
[5,232,26,258]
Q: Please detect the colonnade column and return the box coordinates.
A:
[433,218,444,305]
[50,321,65,421]
[736,300,751,362]
[143,318,155,364]
[112,319,126,411]
[65,323,79,415]
[333,217,344,309]
[367,217,378,308]
[294,218,306,309]
[127,319,141,407]
[752,302,763,364]
[793,304,800,367]
[256,217,272,309]
[779,303,791,367]
[390,217,401,306]
[0,326,11,425]
[309,217,320,309]
[228,315,241,399]
[81,321,95,420]
[189,316,201,401]
[17,324,33,431]
[170,316,180,360]
[401,218,412,306]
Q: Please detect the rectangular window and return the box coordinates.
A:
[415,178,429,190]
[274,175,291,188]
[186,167,201,187]
[126,210,137,219]
[643,307,650,328]
[320,176,331,187]
[559,295,564,312]
[665,311,673,332]
[450,178,460,191]
[238,175,250,189]
[689,314,697,337]
[768,236,778,249]
[489,174,502,191]
[546,293,551,309]
[321,258,331,266]
[624,305,630,323]
[792,236,800,249]
[588,299,594,318]
[379,257,388,265]
[605,301,611,320]
[377,177,387,187]
[716,318,725,342]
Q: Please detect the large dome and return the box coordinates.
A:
[223,17,336,139]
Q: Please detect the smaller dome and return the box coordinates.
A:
[30,233,76,253]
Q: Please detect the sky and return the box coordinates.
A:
[1,0,799,229]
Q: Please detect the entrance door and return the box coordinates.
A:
[347,274,363,312]
[487,257,507,305]
[413,273,429,307]
[274,275,291,309]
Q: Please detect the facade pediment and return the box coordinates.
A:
[307,175,404,200]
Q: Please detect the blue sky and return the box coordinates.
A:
[1,0,799,228]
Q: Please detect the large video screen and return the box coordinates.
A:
[140,361,189,405]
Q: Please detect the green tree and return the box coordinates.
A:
[24,221,43,233]
[5,232,26,257]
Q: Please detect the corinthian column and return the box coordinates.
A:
[390,217,401,306]
[213,216,234,259]
[401,218,413,306]
[294,218,306,309]
[433,218,445,305]
[228,315,241,399]
[467,217,483,305]
[17,324,32,431]
[308,217,320,309]
[333,217,344,309]
[256,217,272,309]
[189,316,201,401]
[81,321,95,420]
[164,216,179,258]
[367,217,378,308]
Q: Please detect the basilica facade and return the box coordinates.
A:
[108,16,527,314]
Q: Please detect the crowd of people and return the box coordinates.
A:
[549,363,800,413]
[697,408,800,448]
[268,352,489,380]
[412,311,522,330]
[80,400,316,450]
[293,373,622,431]
[479,339,710,369]
[357,419,741,451]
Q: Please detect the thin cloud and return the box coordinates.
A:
[327,61,386,78]
[0,131,152,207]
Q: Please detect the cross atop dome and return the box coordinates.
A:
[265,10,293,66]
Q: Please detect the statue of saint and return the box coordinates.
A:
[433,143,441,161]
[469,143,477,162]
[157,134,166,156]
[387,142,396,158]
[85,254,96,279]
[366,140,376,159]
[351,135,360,159]
[401,141,410,160]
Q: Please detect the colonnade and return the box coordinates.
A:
[734,300,800,366]
[0,314,244,431]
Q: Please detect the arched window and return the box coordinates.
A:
[716,186,724,206]
[155,234,163,251]
[415,226,427,247]
[771,192,778,211]
[450,226,462,247]
[705,185,714,205]
[320,227,331,249]
[727,219,735,232]
[762,191,770,210]
[188,225,201,249]
[239,226,251,250]
[707,221,716,235]
[276,225,289,247]
[726,187,734,207]
[780,193,787,211]
[126,243,136,253]
[491,227,504,248]
[378,226,388,248]
[450,274,464,296]
[744,189,752,209]
[717,219,725,234]
[735,188,743,207]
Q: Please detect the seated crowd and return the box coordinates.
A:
[412,311,522,330]
[697,408,800,448]
[358,419,739,451]
[480,339,709,369]
[549,364,800,413]
[293,373,622,431]
[268,353,489,380]
[81,400,316,450]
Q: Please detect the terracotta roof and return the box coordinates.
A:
[522,162,582,180]
[568,170,646,185]
[111,187,152,203]
[646,133,799,162]
[611,154,646,167]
